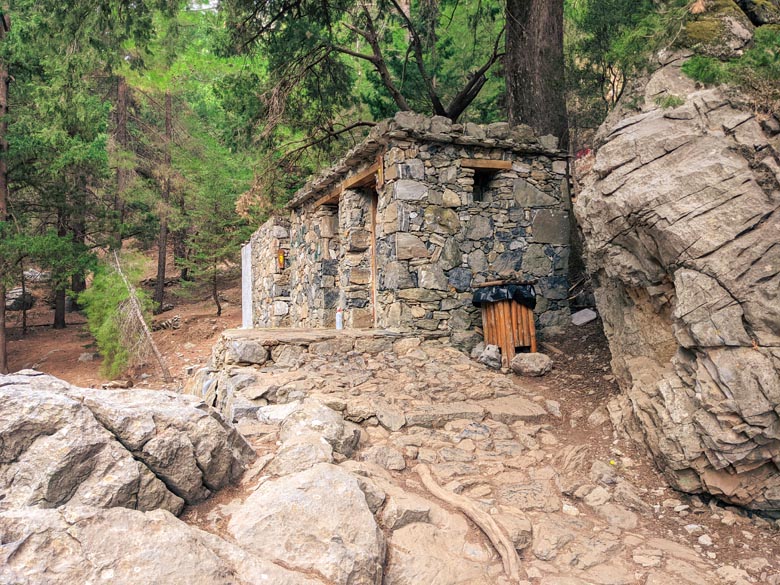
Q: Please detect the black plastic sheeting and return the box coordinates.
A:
[472,284,537,310]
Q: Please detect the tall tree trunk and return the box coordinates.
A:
[70,173,87,310]
[20,262,27,335]
[173,231,188,281]
[0,10,10,373]
[114,76,130,245]
[53,208,68,329]
[172,184,188,281]
[154,219,168,309]
[154,90,172,312]
[505,0,568,145]
[212,262,221,317]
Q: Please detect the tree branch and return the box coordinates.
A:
[445,26,505,121]
[388,0,448,116]
[332,45,378,64]
[282,121,376,158]
[353,2,410,112]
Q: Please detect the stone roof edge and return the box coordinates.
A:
[285,113,566,210]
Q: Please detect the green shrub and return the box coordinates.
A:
[681,55,728,84]
[681,26,780,113]
[79,254,151,378]
[655,94,685,108]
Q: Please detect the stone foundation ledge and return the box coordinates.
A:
[187,328,450,422]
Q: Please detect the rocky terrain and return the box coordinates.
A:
[180,326,780,585]
[3,325,780,583]
[574,4,780,510]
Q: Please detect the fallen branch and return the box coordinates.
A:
[415,464,522,583]
[112,250,173,383]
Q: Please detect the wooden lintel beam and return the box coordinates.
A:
[343,162,380,190]
[460,158,512,170]
[314,162,381,208]
[314,185,342,208]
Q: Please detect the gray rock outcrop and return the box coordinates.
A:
[0,371,254,514]
[229,462,386,585]
[575,52,780,509]
[510,352,553,377]
[0,506,319,585]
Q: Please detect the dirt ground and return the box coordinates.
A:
[5,278,242,390]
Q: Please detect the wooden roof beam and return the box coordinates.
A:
[343,162,380,189]
[460,158,512,170]
[314,162,381,208]
[313,185,342,208]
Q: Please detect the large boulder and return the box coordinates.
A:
[228,462,386,585]
[4,287,34,311]
[0,371,254,514]
[575,54,780,510]
[0,506,319,585]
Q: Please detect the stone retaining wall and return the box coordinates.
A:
[247,113,571,348]
[248,217,291,328]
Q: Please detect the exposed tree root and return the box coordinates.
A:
[415,463,522,584]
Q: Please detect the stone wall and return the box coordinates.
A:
[248,217,291,327]
[288,205,340,328]
[338,189,376,329]
[248,113,571,347]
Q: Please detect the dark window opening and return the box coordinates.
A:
[473,169,497,202]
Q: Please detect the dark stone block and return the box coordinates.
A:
[496,231,513,243]
[492,249,524,277]
[447,267,473,292]
[322,260,339,276]
[532,209,570,245]
[539,275,569,300]
[323,289,340,309]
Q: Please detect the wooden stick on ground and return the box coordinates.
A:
[415,464,522,584]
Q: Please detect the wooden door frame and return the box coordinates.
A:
[370,191,378,327]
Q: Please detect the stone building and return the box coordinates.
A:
[241,112,571,349]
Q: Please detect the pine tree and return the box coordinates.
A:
[505,0,568,144]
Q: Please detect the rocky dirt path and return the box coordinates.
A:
[183,322,780,585]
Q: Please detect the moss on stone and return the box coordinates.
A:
[681,0,756,57]
[708,0,746,15]
[684,18,727,44]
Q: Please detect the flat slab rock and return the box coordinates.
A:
[479,396,548,424]
[385,522,499,585]
[0,506,319,585]
[404,403,486,428]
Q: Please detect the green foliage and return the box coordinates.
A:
[217,0,506,207]
[654,94,685,108]
[79,254,151,378]
[681,26,780,112]
[565,0,690,144]
[0,225,95,291]
[681,55,729,83]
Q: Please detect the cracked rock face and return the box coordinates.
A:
[0,506,319,585]
[575,54,780,509]
[0,371,255,514]
[229,462,386,585]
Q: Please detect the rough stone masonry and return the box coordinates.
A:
[242,112,571,350]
